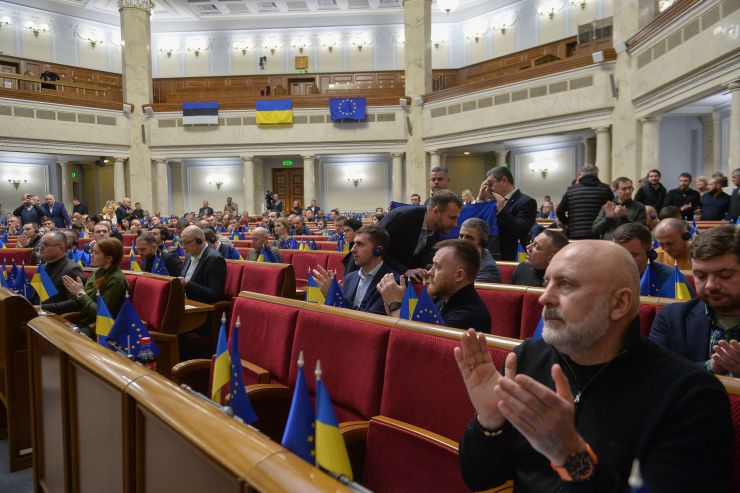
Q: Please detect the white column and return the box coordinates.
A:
[254,158,264,215]
[595,127,612,182]
[640,116,662,178]
[302,154,316,208]
[241,155,255,216]
[113,157,126,202]
[154,159,169,215]
[58,160,73,207]
[494,150,508,167]
[583,137,596,164]
[392,152,404,203]
[429,150,441,169]
[728,81,740,171]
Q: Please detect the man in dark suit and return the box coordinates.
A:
[35,230,85,313]
[271,193,283,213]
[476,166,537,261]
[136,233,182,277]
[306,199,321,217]
[731,168,740,221]
[14,193,46,226]
[42,194,71,228]
[198,200,214,218]
[72,198,88,216]
[178,225,225,304]
[380,189,462,281]
[312,226,400,315]
[115,198,134,225]
[650,225,739,375]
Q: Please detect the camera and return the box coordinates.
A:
[265,190,275,210]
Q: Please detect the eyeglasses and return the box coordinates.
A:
[39,242,64,249]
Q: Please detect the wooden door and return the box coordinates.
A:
[272,168,304,212]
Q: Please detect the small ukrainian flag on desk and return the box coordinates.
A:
[517,242,527,263]
[30,264,58,302]
[256,100,293,125]
[315,360,352,480]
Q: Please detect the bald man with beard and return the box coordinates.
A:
[456,241,732,492]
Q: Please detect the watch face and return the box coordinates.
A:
[566,450,596,481]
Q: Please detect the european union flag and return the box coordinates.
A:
[107,297,159,357]
[175,244,185,257]
[336,233,348,253]
[310,240,318,251]
[441,201,500,239]
[651,238,659,249]
[9,260,18,286]
[324,275,349,308]
[531,316,544,340]
[13,265,33,300]
[399,281,418,320]
[151,255,170,276]
[640,263,659,297]
[227,319,258,424]
[329,97,366,121]
[258,247,279,263]
[315,361,353,479]
[411,287,444,325]
[281,351,315,464]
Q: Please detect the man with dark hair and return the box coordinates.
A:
[14,193,45,226]
[456,241,732,492]
[424,167,451,205]
[556,165,613,240]
[592,177,645,240]
[410,193,422,205]
[459,217,501,283]
[312,225,399,315]
[664,172,701,220]
[291,215,312,236]
[700,176,731,220]
[650,225,739,374]
[635,169,667,211]
[658,205,683,220]
[378,239,491,333]
[654,218,692,269]
[511,230,568,287]
[16,222,42,251]
[34,230,85,314]
[136,233,182,277]
[306,199,320,217]
[72,198,88,216]
[341,218,363,274]
[42,193,71,228]
[730,168,739,221]
[477,166,537,261]
[115,198,134,225]
[198,200,214,218]
[380,189,462,281]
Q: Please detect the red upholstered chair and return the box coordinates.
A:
[77,237,93,250]
[0,249,34,266]
[317,242,338,251]
[291,251,329,289]
[360,416,471,493]
[125,274,139,297]
[240,262,294,297]
[475,285,525,338]
[727,388,740,492]
[325,252,346,282]
[279,249,294,264]
[223,261,244,299]
[130,276,169,332]
[637,302,658,338]
[121,234,137,247]
[232,240,251,249]
[519,290,543,339]
[497,262,518,284]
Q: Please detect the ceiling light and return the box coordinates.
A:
[437,0,459,14]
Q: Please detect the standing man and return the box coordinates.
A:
[223,197,239,213]
[42,194,71,228]
[34,230,85,314]
[271,193,283,214]
[131,202,145,220]
[700,176,731,220]
[410,194,422,205]
[115,198,134,225]
[635,169,667,212]
[592,177,646,240]
[730,168,740,221]
[198,200,214,218]
[556,165,613,240]
[424,167,451,205]
[72,198,88,216]
[13,193,45,226]
[664,172,701,220]
[477,166,537,261]
[306,199,321,217]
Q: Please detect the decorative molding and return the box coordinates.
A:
[150,141,407,159]
[0,137,129,157]
[117,0,155,13]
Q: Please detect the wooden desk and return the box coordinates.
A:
[181,299,214,334]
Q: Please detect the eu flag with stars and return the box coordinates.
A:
[329,97,366,121]
[106,297,159,358]
[281,351,315,464]
[324,275,349,308]
[151,255,170,276]
[411,287,444,325]
[640,263,659,297]
[227,319,258,424]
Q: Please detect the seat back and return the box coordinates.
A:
[475,284,526,338]
[0,249,34,266]
[279,249,294,264]
[289,309,391,422]
[223,261,244,299]
[520,289,543,339]
[240,261,295,298]
[729,393,740,492]
[325,252,346,281]
[638,302,659,338]
[124,273,139,297]
[497,261,518,284]
[291,251,329,288]
[130,276,170,331]
[121,234,137,247]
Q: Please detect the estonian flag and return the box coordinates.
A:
[256,99,293,125]
[182,101,219,125]
[329,97,366,121]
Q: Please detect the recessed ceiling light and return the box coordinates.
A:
[463,151,470,155]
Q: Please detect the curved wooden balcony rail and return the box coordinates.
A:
[627,0,702,49]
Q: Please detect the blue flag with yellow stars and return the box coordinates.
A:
[106,297,159,358]
[281,351,315,464]
[329,97,366,121]
[151,255,170,276]
[227,319,258,424]
[324,275,349,308]
[9,260,18,286]
[411,286,444,325]
[640,263,659,296]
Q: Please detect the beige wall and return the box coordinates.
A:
[514,146,578,205]
[0,163,48,212]
[185,165,243,213]
[322,158,390,211]
[445,155,488,197]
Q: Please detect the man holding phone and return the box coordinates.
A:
[13,193,46,226]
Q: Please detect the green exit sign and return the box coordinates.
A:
[282,160,293,166]
[71,171,77,178]
[296,69,307,74]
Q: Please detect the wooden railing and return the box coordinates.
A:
[627,0,702,49]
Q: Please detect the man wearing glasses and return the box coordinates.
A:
[34,230,84,314]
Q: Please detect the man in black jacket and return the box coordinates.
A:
[731,168,739,221]
[14,193,46,226]
[136,233,182,277]
[635,169,667,212]
[179,225,225,304]
[35,230,85,313]
[476,166,537,260]
[556,165,612,239]
[455,240,732,492]
[664,172,701,220]
[72,198,88,216]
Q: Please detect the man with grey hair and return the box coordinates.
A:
[459,217,501,283]
[34,230,85,313]
[556,164,613,239]
[455,240,732,491]
[247,227,282,262]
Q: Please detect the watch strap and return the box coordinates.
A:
[551,442,597,482]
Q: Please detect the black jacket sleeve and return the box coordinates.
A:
[185,254,226,303]
[459,419,513,491]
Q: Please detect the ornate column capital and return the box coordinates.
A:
[240,155,254,163]
[640,115,662,124]
[391,152,404,159]
[594,126,611,134]
[301,155,315,161]
[118,0,155,13]
[727,80,740,92]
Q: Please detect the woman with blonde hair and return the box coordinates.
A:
[102,200,118,225]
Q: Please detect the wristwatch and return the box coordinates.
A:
[387,301,402,312]
[551,443,597,482]
[76,291,86,300]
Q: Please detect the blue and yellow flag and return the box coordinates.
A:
[0,239,6,249]
[96,292,115,346]
[517,242,527,263]
[9,260,18,286]
[299,240,311,251]
[256,99,293,125]
[656,263,692,300]
[106,296,159,357]
[336,233,348,253]
[307,272,326,304]
[639,263,659,297]
[324,275,349,308]
[257,247,278,263]
[399,281,418,320]
[211,314,230,404]
[228,245,243,260]
[310,239,319,251]
[0,258,8,288]
[411,286,444,325]
[315,360,352,480]
[281,351,315,464]
[151,255,169,276]
[227,318,258,424]
[175,244,185,257]
[129,250,142,272]
[281,237,299,250]
[329,97,366,121]
[531,316,544,340]
[13,265,33,299]
[31,264,58,302]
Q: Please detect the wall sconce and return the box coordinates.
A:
[77,29,104,49]
[492,13,518,35]
[262,36,282,55]
[186,38,210,57]
[320,34,340,53]
[8,178,27,190]
[465,24,489,43]
[538,1,564,19]
[393,31,405,45]
[432,31,449,49]
[159,40,179,58]
[0,16,11,27]
[209,180,224,190]
[529,162,551,179]
[233,39,254,55]
[290,36,311,53]
[437,0,460,14]
[347,177,363,187]
[351,34,373,51]
[569,0,587,8]
[25,21,49,37]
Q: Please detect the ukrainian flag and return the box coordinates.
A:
[517,242,527,263]
[30,264,58,302]
[673,264,691,301]
[314,360,352,480]
[256,99,293,125]
[281,351,315,464]
[257,247,278,263]
[1,258,8,288]
[299,240,310,251]
[129,250,142,272]
[96,292,115,346]
[211,314,230,404]
[399,281,418,320]
[307,273,325,304]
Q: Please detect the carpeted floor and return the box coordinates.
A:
[0,439,33,492]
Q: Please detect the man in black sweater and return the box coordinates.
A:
[455,241,732,492]
[511,230,568,287]
[14,193,46,226]
[556,165,612,239]
[635,169,667,212]
[664,172,701,220]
